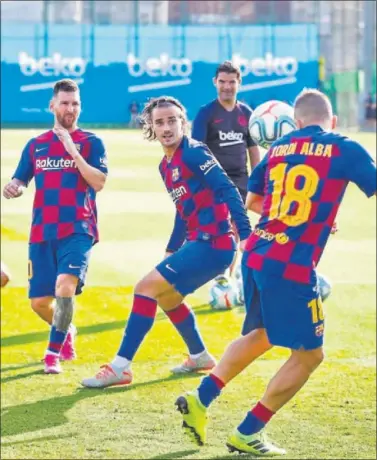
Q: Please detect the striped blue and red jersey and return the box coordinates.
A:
[244,125,376,283]
[159,136,251,252]
[12,129,108,244]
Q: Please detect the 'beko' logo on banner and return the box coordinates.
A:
[232,53,299,93]
[127,53,192,93]
[18,52,87,92]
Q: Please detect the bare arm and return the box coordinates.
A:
[246,191,264,215]
[71,153,106,192]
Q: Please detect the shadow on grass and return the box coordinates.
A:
[1,304,234,348]
[1,372,200,438]
[1,433,73,447]
[149,450,200,459]
[1,368,44,384]
[0,362,42,373]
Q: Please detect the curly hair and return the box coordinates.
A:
[140,96,189,141]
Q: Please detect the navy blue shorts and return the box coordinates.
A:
[241,257,324,351]
[28,233,94,298]
[156,235,236,297]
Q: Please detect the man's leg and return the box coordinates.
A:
[114,240,234,375]
[225,347,323,456]
[28,242,56,324]
[81,266,214,387]
[82,240,235,387]
[44,234,93,373]
[31,297,55,324]
[260,347,324,412]
[28,242,76,363]
[175,264,269,444]
[227,273,325,456]
[81,267,185,387]
[44,274,78,374]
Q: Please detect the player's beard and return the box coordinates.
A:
[57,113,77,130]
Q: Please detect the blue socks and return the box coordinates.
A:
[237,402,275,436]
[117,294,157,361]
[165,303,205,355]
[197,374,225,407]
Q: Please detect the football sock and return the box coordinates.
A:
[46,325,67,356]
[116,294,157,361]
[190,350,206,359]
[165,303,205,355]
[197,373,225,407]
[111,356,131,370]
[237,402,275,436]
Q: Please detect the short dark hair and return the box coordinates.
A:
[215,60,241,80]
[53,79,79,96]
[140,96,188,141]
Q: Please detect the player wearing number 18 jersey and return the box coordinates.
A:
[175,89,376,456]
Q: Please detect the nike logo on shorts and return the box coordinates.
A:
[166,264,177,273]
[69,264,81,269]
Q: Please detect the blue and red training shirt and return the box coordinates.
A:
[12,129,108,244]
[244,125,376,283]
[159,136,251,252]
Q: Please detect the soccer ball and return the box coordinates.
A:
[248,100,296,150]
[317,273,332,302]
[209,275,239,310]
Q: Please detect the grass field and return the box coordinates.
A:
[1,129,376,459]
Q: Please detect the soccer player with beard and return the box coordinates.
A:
[82,96,251,387]
[192,61,261,288]
[3,79,108,374]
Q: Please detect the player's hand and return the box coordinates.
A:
[53,126,78,158]
[3,180,25,199]
[331,221,338,234]
[239,239,248,252]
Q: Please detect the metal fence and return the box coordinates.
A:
[1,0,375,128]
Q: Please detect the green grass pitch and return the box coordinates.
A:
[1,129,376,459]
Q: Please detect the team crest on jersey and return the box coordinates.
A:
[172,167,180,182]
[238,115,248,127]
[75,143,81,152]
[315,324,324,337]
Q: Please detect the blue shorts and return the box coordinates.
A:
[28,233,94,298]
[241,258,324,351]
[156,236,236,297]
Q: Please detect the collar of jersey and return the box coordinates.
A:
[299,125,325,134]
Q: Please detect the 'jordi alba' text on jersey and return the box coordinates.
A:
[13,129,108,243]
[245,125,376,283]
